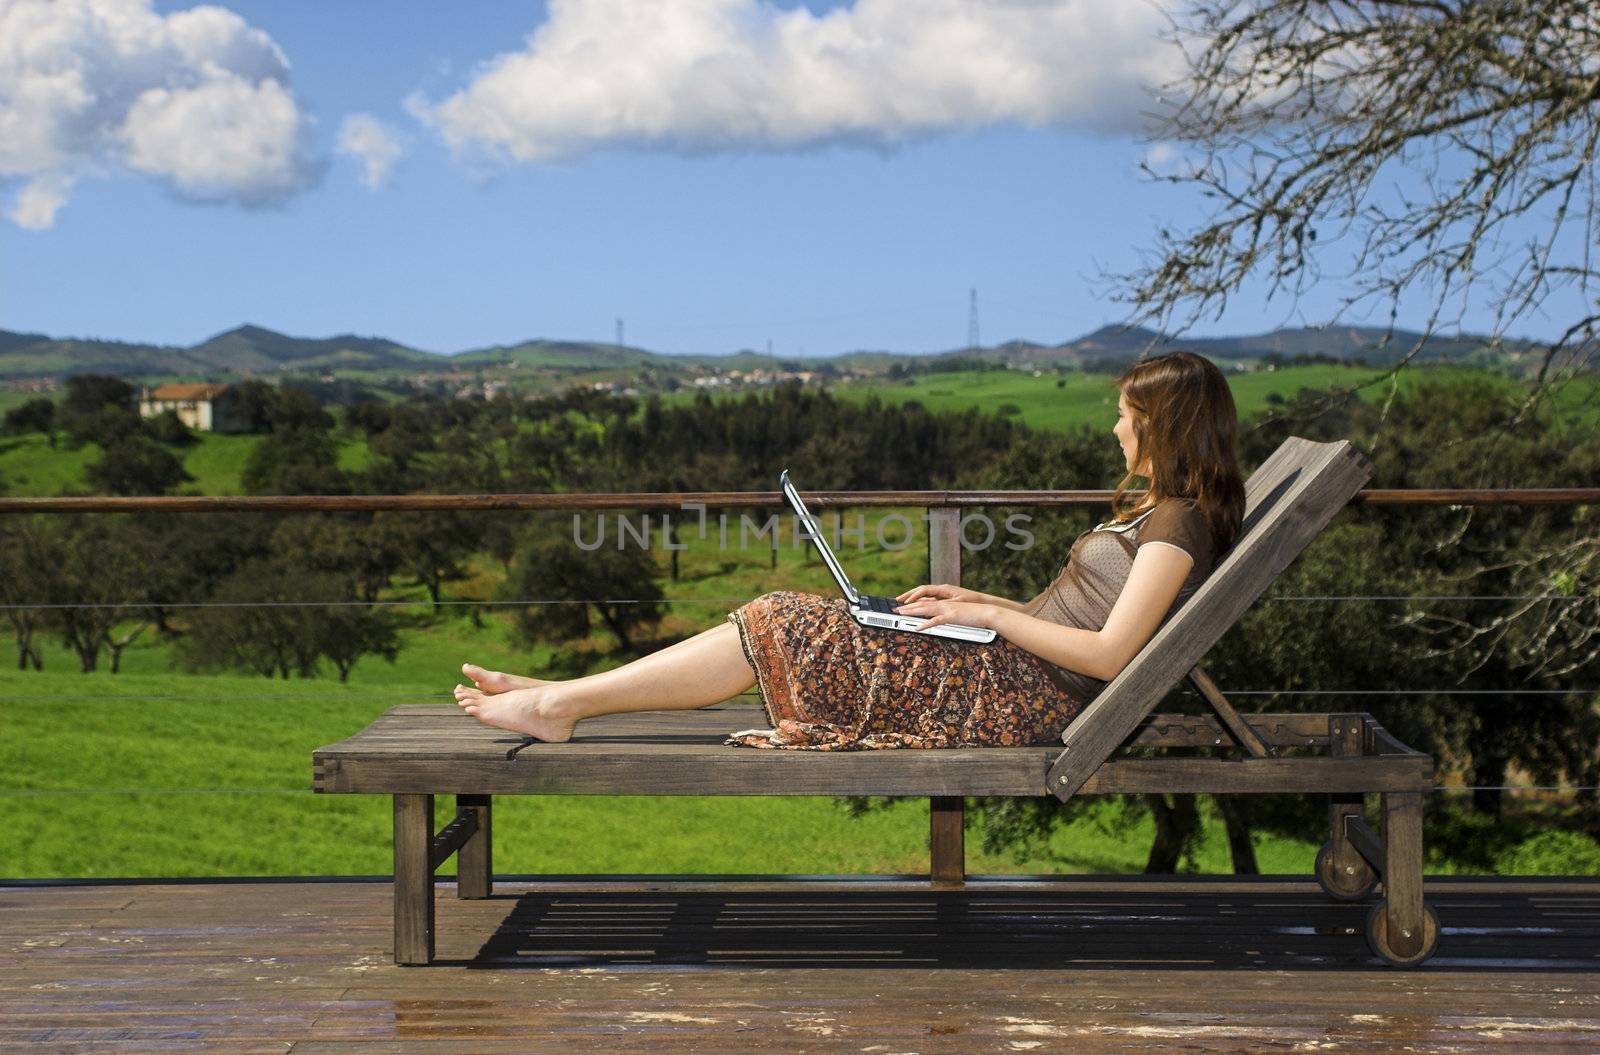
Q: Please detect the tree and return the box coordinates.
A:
[128,512,276,638]
[85,434,193,495]
[367,400,442,478]
[242,426,350,495]
[318,601,402,681]
[343,399,393,435]
[270,386,336,432]
[58,375,141,448]
[369,510,482,607]
[1120,1,1600,388]
[0,517,56,669]
[4,398,56,447]
[43,516,156,673]
[1358,380,1600,819]
[145,409,198,447]
[230,379,278,433]
[61,375,136,418]
[176,557,399,681]
[63,403,147,450]
[269,514,402,603]
[500,515,667,654]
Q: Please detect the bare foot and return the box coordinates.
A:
[454,682,578,742]
[460,662,548,695]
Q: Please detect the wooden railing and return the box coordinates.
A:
[2,487,1597,514]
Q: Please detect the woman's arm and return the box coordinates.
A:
[894,584,1028,611]
[985,543,1193,681]
[970,590,1028,612]
[900,543,1195,682]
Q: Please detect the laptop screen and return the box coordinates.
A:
[780,470,860,604]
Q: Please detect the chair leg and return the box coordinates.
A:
[1379,791,1426,958]
[456,794,493,900]
[930,796,965,887]
[1317,714,1378,900]
[1317,793,1378,900]
[394,794,435,966]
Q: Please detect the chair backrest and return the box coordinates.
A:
[1046,436,1374,799]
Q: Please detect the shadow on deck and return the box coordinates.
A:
[3,875,1598,1052]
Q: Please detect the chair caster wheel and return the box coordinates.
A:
[1365,900,1439,967]
[1315,842,1379,901]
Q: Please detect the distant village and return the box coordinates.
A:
[4,362,891,433]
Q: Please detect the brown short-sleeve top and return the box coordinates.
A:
[1018,498,1217,701]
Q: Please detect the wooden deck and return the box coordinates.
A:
[3,876,1599,1053]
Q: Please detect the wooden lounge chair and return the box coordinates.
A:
[313,436,1440,967]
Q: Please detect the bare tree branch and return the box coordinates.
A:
[1114,0,1600,381]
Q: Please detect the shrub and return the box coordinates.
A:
[1496,830,1600,876]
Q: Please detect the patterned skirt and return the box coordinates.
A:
[724,590,1087,750]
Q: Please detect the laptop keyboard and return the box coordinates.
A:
[859,594,899,613]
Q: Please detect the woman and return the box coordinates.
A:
[454,351,1245,749]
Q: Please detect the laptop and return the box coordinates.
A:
[780,469,997,643]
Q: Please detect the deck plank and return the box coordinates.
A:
[1,877,1597,1052]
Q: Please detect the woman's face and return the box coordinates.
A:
[1114,390,1142,473]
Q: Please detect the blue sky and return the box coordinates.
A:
[1,0,1578,358]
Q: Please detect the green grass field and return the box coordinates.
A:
[0,428,378,498]
[0,433,102,494]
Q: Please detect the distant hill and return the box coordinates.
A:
[185,325,440,374]
[451,339,660,372]
[0,324,447,380]
[0,333,204,378]
[918,323,1541,370]
[0,320,1551,382]
[1172,325,1538,366]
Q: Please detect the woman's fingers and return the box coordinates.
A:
[896,598,950,630]
[898,584,956,603]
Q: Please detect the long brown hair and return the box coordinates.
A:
[1110,351,1245,553]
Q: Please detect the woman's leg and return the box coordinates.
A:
[462,621,735,695]
[454,622,757,741]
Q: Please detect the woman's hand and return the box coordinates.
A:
[894,583,983,606]
[891,596,998,632]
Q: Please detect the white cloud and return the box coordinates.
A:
[411,0,1180,164]
[337,113,403,189]
[0,0,319,229]
[7,171,74,229]
[1143,141,1176,170]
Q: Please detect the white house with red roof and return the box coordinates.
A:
[138,383,249,433]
